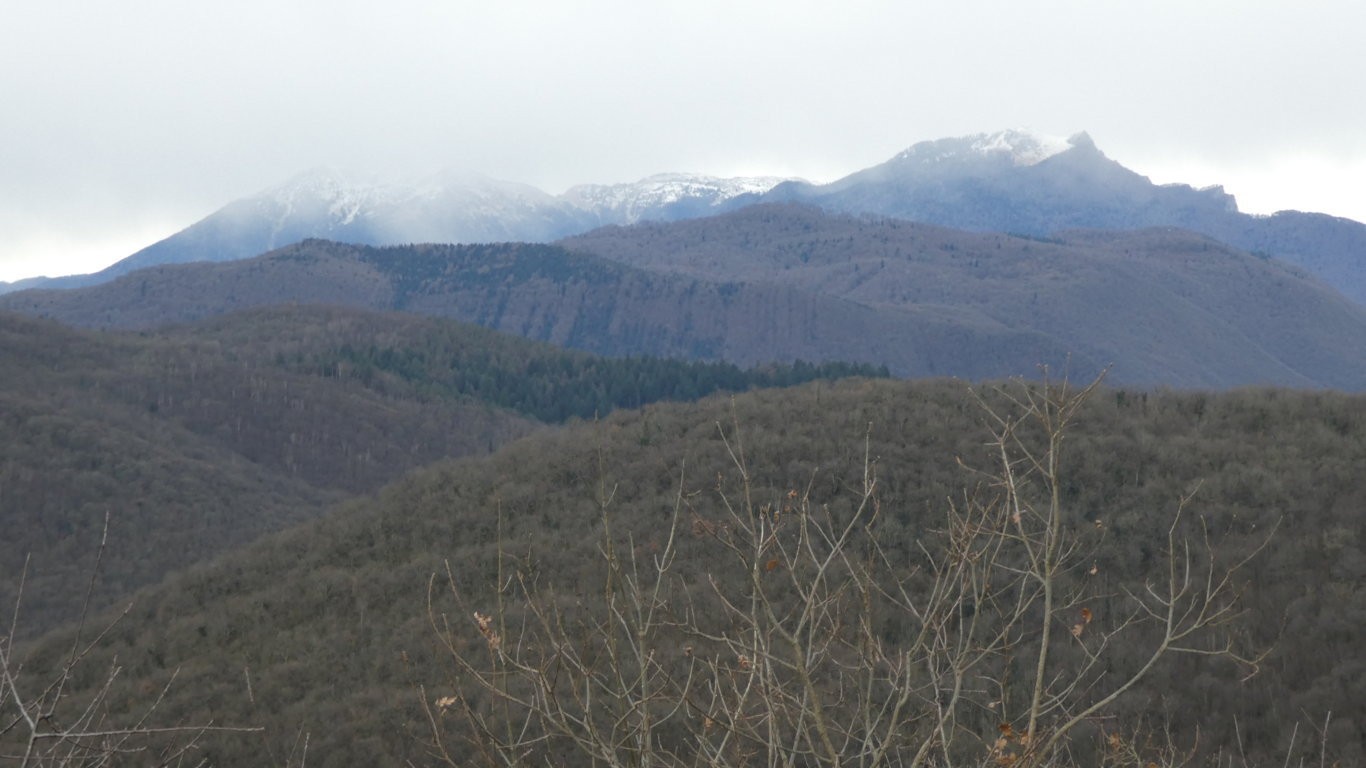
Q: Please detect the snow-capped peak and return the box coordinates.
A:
[563,173,795,223]
[970,130,1072,166]
[896,130,1083,168]
[261,167,381,225]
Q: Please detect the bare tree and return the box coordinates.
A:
[424,373,1271,767]
[1,513,261,767]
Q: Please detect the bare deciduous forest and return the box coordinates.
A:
[6,361,1362,765]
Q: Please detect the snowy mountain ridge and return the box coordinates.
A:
[563,173,795,223]
[254,168,790,230]
[260,168,383,226]
[7,128,1363,311]
[893,129,1083,168]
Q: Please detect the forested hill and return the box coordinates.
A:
[0,306,885,635]
[8,206,1366,389]
[0,239,1084,382]
[18,378,1364,765]
[171,304,889,424]
[560,204,1366,390]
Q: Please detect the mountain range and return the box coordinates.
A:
[5,130,1362,308]
[0,169,790,293]
[7,131,1366,766]
[756,131,1366,306]
[8,206,1366,390]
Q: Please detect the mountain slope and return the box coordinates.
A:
[2,304,884,636]
[9,205,1366,389]
[559,204,1366,390]
[755,131,1366,305]
[0,309,543,635]
[4,169,789,293]
[0,238,1084,381]
[16,379,1364,765]
[563,172,793,224]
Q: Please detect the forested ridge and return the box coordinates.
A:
[12,208,1366,388]
[9,377,1362,765]
[561,205,1366,390]
[0,306,884,636]
[199,304,888,423]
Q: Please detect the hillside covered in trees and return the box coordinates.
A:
[0,307,884,636]
[10,205,1366,389]
[10,377,1362,765]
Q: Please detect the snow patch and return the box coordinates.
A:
[265,168,381,225]
[896,129,1079,168]
[564,173,794,223]
[970,130,1072,166]
[251,168,796,235]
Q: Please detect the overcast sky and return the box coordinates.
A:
[2,0,1362,282]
